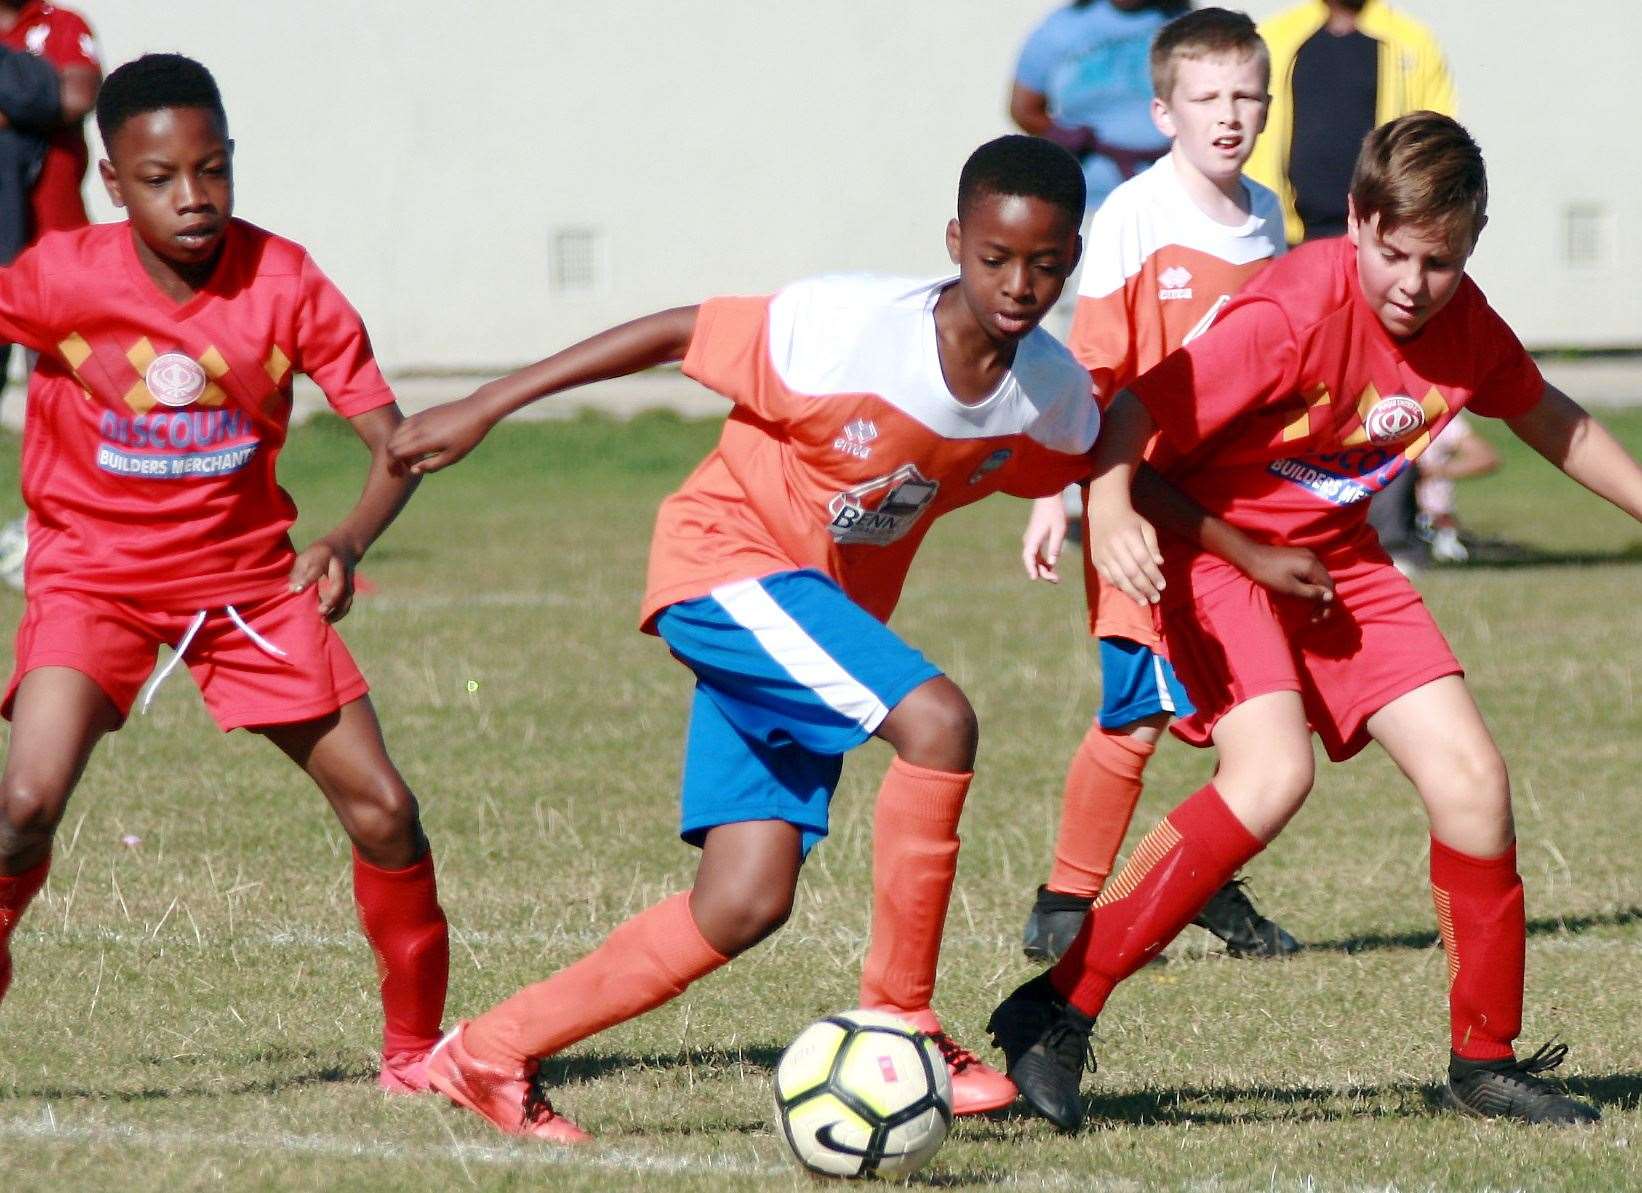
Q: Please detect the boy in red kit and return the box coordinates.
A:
[384,136,1102,1143]
[1018,7,1299,965]
[0,55,449,1093]
[990,112,1642,1128]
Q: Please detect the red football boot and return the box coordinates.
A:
[928,1029,1018,1115]
[425,1023,591,1144]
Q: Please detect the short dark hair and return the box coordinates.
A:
[96,54,226,145]
[1150,7,1269,99]
[1350,111,1488,244]
[957,135,1085,226]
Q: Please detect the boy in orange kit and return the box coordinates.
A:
[386,136,1107,1142]
[991,112,1640,1129]
[1019,7,1299,964]
[0,55,448,1092]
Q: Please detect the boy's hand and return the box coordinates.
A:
[387,393,497,475]
[1022,496,1069,583]
[1089,507,1166,605]
[1239,543,1335,619]
[290,536,358,622]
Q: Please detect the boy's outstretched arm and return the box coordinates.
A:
[1506,383,1642,522]
[388,306,700,475]
[292,405,419,622]
[1132,465,1334,615]
[1084,390,1166,604]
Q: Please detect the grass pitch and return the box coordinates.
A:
[1,407,1639,1191]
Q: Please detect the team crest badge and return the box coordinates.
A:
[147,353,208,408]
[827,464,939,546]
[1363,394,1426,446]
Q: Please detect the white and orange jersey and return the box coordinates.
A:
[1067,153,1284,645]
[1069,152,1285,402]
[640,275,1100,629]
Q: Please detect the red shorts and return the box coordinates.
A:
[1158,548,1462,762]
[4,587,369,731]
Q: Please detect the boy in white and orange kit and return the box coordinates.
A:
[1019,9,1299,962]
[384,136,1109,1143]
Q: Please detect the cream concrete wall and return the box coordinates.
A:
[77,1,1640,369]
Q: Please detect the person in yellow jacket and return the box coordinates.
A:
[1246,0,1454,245]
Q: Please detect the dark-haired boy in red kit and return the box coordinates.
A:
[991,111,1642,1129]
[0,54,448,1092]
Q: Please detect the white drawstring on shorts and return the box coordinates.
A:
[137,604,291,715]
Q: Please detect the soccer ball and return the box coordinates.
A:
[773,1009,953,1179]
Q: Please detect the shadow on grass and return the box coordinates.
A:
[4,1063,356,1103]
[544,1043,786,1085]
[1442,540,1642,570]
[1304,905,1642,957]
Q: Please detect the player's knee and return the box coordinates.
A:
[1424,743,1510,821]
[337,776,422,859]
[693,879,794,955]
[0,774,70,852]
[881,678,978,771]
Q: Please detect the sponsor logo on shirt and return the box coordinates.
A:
[827,463,939,546]
[1362,394,1426,446]
[146,353,208,408]
[833,418,878,460]
[967,447,1012,485]
[95,409,260,481]
[1158,265,1193,301]
[1267,447,1407,506]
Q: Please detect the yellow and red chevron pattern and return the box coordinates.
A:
[53,333,294,414]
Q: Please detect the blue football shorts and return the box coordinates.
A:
[1097,636,1196,730]
[654,569,942,855]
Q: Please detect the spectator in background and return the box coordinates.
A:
[0,2,100,238]
[0,3,98,590]
[0,39,53,267]
[1246,0,1453,245]
[1414,413,1500,564]
[1010,1,1189,215]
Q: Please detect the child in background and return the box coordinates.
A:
[1019,8,1297,964]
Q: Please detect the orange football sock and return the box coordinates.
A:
[1045,725,1155,899]
[858,757,972,1032]
[464,891,728,1068]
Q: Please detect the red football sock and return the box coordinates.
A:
[1049,783,1261,1017]
[0,854,50,1003]
[464,891,729,1068]
[858,758,971,1033]
[353,849,450,1058]
[1046,726,1155,899]
[1430,837,1523,1061]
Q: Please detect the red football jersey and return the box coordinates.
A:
[0,219,395,602]
[1130,237,1544,555]
[0,1,100,234]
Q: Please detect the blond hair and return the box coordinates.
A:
[1350,112,1488,244]
[1150,7,1269,100]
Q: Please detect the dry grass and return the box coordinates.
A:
[0,410,1638,1191]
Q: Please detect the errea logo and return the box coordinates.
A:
[833,418,878,460]
[1159,265,1193,301]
